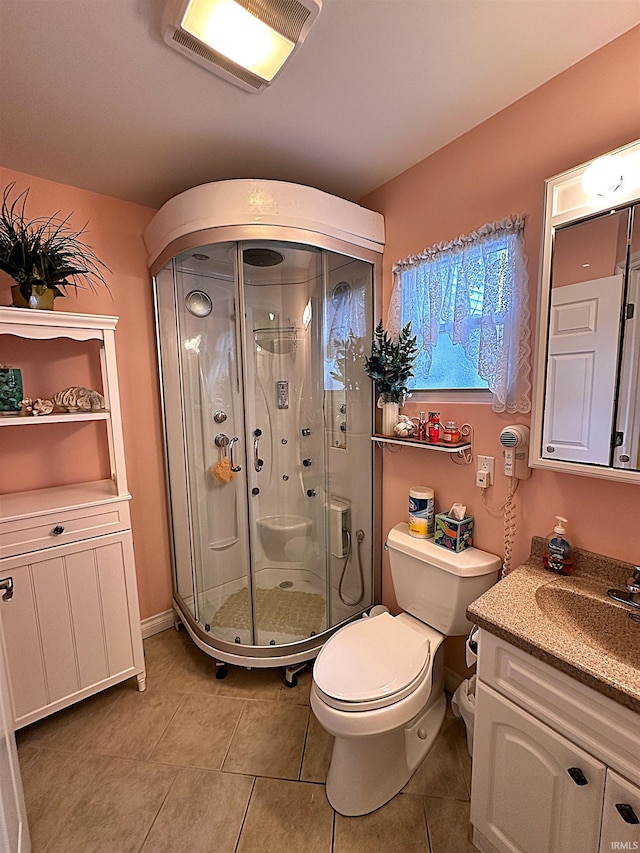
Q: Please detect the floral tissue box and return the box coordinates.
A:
[434,512,474,552]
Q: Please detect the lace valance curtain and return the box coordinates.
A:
[388,215,531,414]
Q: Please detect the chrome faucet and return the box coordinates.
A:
[607,566,640,609]
[627,567,640,604]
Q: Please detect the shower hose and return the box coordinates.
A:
[338,528,366,607]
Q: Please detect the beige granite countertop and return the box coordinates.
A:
[467,537,640,714]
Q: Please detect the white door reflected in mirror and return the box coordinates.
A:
[530,138,640,484]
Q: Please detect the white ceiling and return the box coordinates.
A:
[0,1,638,210]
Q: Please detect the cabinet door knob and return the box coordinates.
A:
[0,577,14,602]
[615,803,640,824]
[567,767,588,786]
[52,525,65,535]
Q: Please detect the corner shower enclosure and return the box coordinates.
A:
[145,181,384,676]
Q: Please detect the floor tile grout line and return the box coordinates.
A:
[38,753,110,853]
[422,795,434,853]
[220,697,250,772]
[233,775,257,853]
[297,705,312,781]
[143,691,190,763]
[135,764,181,853]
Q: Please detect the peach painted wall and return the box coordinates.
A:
[0,167,173,620]
[360,27,640,674]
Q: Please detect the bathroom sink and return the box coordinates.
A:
[535,578,640,668]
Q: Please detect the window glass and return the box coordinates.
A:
[390,217,530,413]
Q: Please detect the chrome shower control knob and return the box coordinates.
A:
[302,458,312,467]
[301,428,311,436]
[306,489,316,497]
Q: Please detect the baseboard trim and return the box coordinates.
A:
[141,609,175,639]
[444,666,464,695]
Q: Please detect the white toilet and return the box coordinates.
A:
[310,522,500,816]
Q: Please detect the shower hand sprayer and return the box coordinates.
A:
[331,499,366,607]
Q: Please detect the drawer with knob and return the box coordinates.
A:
[0,499,131,560]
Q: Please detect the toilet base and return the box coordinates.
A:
[325,691,447,816]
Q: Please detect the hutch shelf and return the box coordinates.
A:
[0,307,146,729]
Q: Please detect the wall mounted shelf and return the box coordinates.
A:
[371,423,474,463]
[0,411,110,426]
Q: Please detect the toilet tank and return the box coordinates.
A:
[386,523,500,635]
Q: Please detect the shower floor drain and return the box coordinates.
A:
[279,581,294,589]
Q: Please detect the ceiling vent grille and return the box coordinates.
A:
[237,0,311,42]
[171,28,263,89]
[163,0,322,93]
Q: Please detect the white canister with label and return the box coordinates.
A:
[408,486,435,538]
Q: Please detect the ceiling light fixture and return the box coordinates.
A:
[163,0,322,93]
[581,155,624,198]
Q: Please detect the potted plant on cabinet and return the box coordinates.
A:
[364,320,418,435]
[0,182,110,310]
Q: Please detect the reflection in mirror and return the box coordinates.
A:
[542,208,630,466]
[531,138,640,484]
[614,203,640,470]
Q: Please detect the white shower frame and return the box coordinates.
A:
[146,180,385,669]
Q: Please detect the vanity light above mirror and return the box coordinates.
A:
[530,139,640,484]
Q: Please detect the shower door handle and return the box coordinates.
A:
[253,429,264,473]
[229,436,242,472]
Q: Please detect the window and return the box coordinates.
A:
[388,216,531,413]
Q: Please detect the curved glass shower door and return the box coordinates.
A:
[155,238,375,656]
[241,242,329,646]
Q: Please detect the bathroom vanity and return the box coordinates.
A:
[467,541,640,853]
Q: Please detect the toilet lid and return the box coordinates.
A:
[313,612,430,705]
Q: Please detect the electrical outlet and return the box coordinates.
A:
[478,455,495,485]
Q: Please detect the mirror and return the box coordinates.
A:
[531,140,640,483]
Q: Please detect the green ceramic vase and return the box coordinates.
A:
[0,367,23,414]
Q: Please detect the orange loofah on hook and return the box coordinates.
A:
[210,458,235,484]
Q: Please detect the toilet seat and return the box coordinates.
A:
[313,612,431,712]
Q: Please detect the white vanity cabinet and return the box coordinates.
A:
[0,308,146,729]
[470,631,640,853]
[600,771,640,852]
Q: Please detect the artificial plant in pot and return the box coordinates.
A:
[364,321,418,435]
[0,182,110,309]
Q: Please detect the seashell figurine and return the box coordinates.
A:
[20,398,54,416]
[394,415,415,438]
[52,386,105,412]
[32,398,54,416]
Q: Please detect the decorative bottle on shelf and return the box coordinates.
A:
[417,411,427,441]
[428,412,441,443]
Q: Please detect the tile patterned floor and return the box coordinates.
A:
[17,627,478,852]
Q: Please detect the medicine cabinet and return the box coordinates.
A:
[530,139,640,483]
